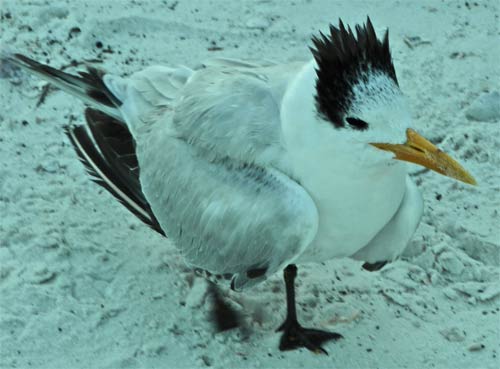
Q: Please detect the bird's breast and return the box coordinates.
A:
[295,160,408,263]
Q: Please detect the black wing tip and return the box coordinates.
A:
[11,53,121,109]
[64,124,166,237]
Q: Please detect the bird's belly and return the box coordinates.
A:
[296,163,407,262]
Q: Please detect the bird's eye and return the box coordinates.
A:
[345,117,369,131]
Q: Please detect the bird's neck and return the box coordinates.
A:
[279,60,410,259]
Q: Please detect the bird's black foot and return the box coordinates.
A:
[276,318,343,354]
[277,264,343,354]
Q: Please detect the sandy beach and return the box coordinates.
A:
[1,1,499,368]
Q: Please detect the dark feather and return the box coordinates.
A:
[12,53,121,108]
[84,109,143,203]
[311,17,398,128]
[64,125,165,236]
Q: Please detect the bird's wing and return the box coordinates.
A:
[7,53,317,286]
[128,60,318,290]
[168,61,304,168]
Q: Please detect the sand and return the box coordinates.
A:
[0,0,499,368]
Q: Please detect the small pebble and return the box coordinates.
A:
[468,343,485,352]
[38,6,69,23]
[443,287,460,301]
[438,251,465,275]
[429,270,441,285]
[200,355,212,367]
[36,160,60,173]
[185,278,206,308]
[245,17,271,30]
[26,264,57,284]
[142,342,167,356]
[440,327,465,342]
[403,35,431,48]
[465,91,500,122]
[33,236,59,249]
[0,56,22,81]
[68,27,81,40]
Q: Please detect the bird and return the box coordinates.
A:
[6,17,476,354]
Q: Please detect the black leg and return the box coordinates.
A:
[276,264,343,354]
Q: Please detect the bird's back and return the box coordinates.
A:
[111,58,305,168]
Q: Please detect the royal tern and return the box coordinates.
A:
[6,17,476,354]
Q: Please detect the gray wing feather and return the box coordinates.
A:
[173,70,281,165]
[127,60,316,289]
[137,132,318,290]
[171,61,304,166]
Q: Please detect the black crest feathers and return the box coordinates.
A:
[311,17,398,128]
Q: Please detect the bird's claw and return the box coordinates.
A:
[277,318,343,354]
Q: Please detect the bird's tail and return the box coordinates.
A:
[5,53,123,121]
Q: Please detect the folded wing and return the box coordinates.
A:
[130,60,318,290]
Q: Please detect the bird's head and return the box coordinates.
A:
[282,17,475,185]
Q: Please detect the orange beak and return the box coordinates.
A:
[371,129,477,185]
